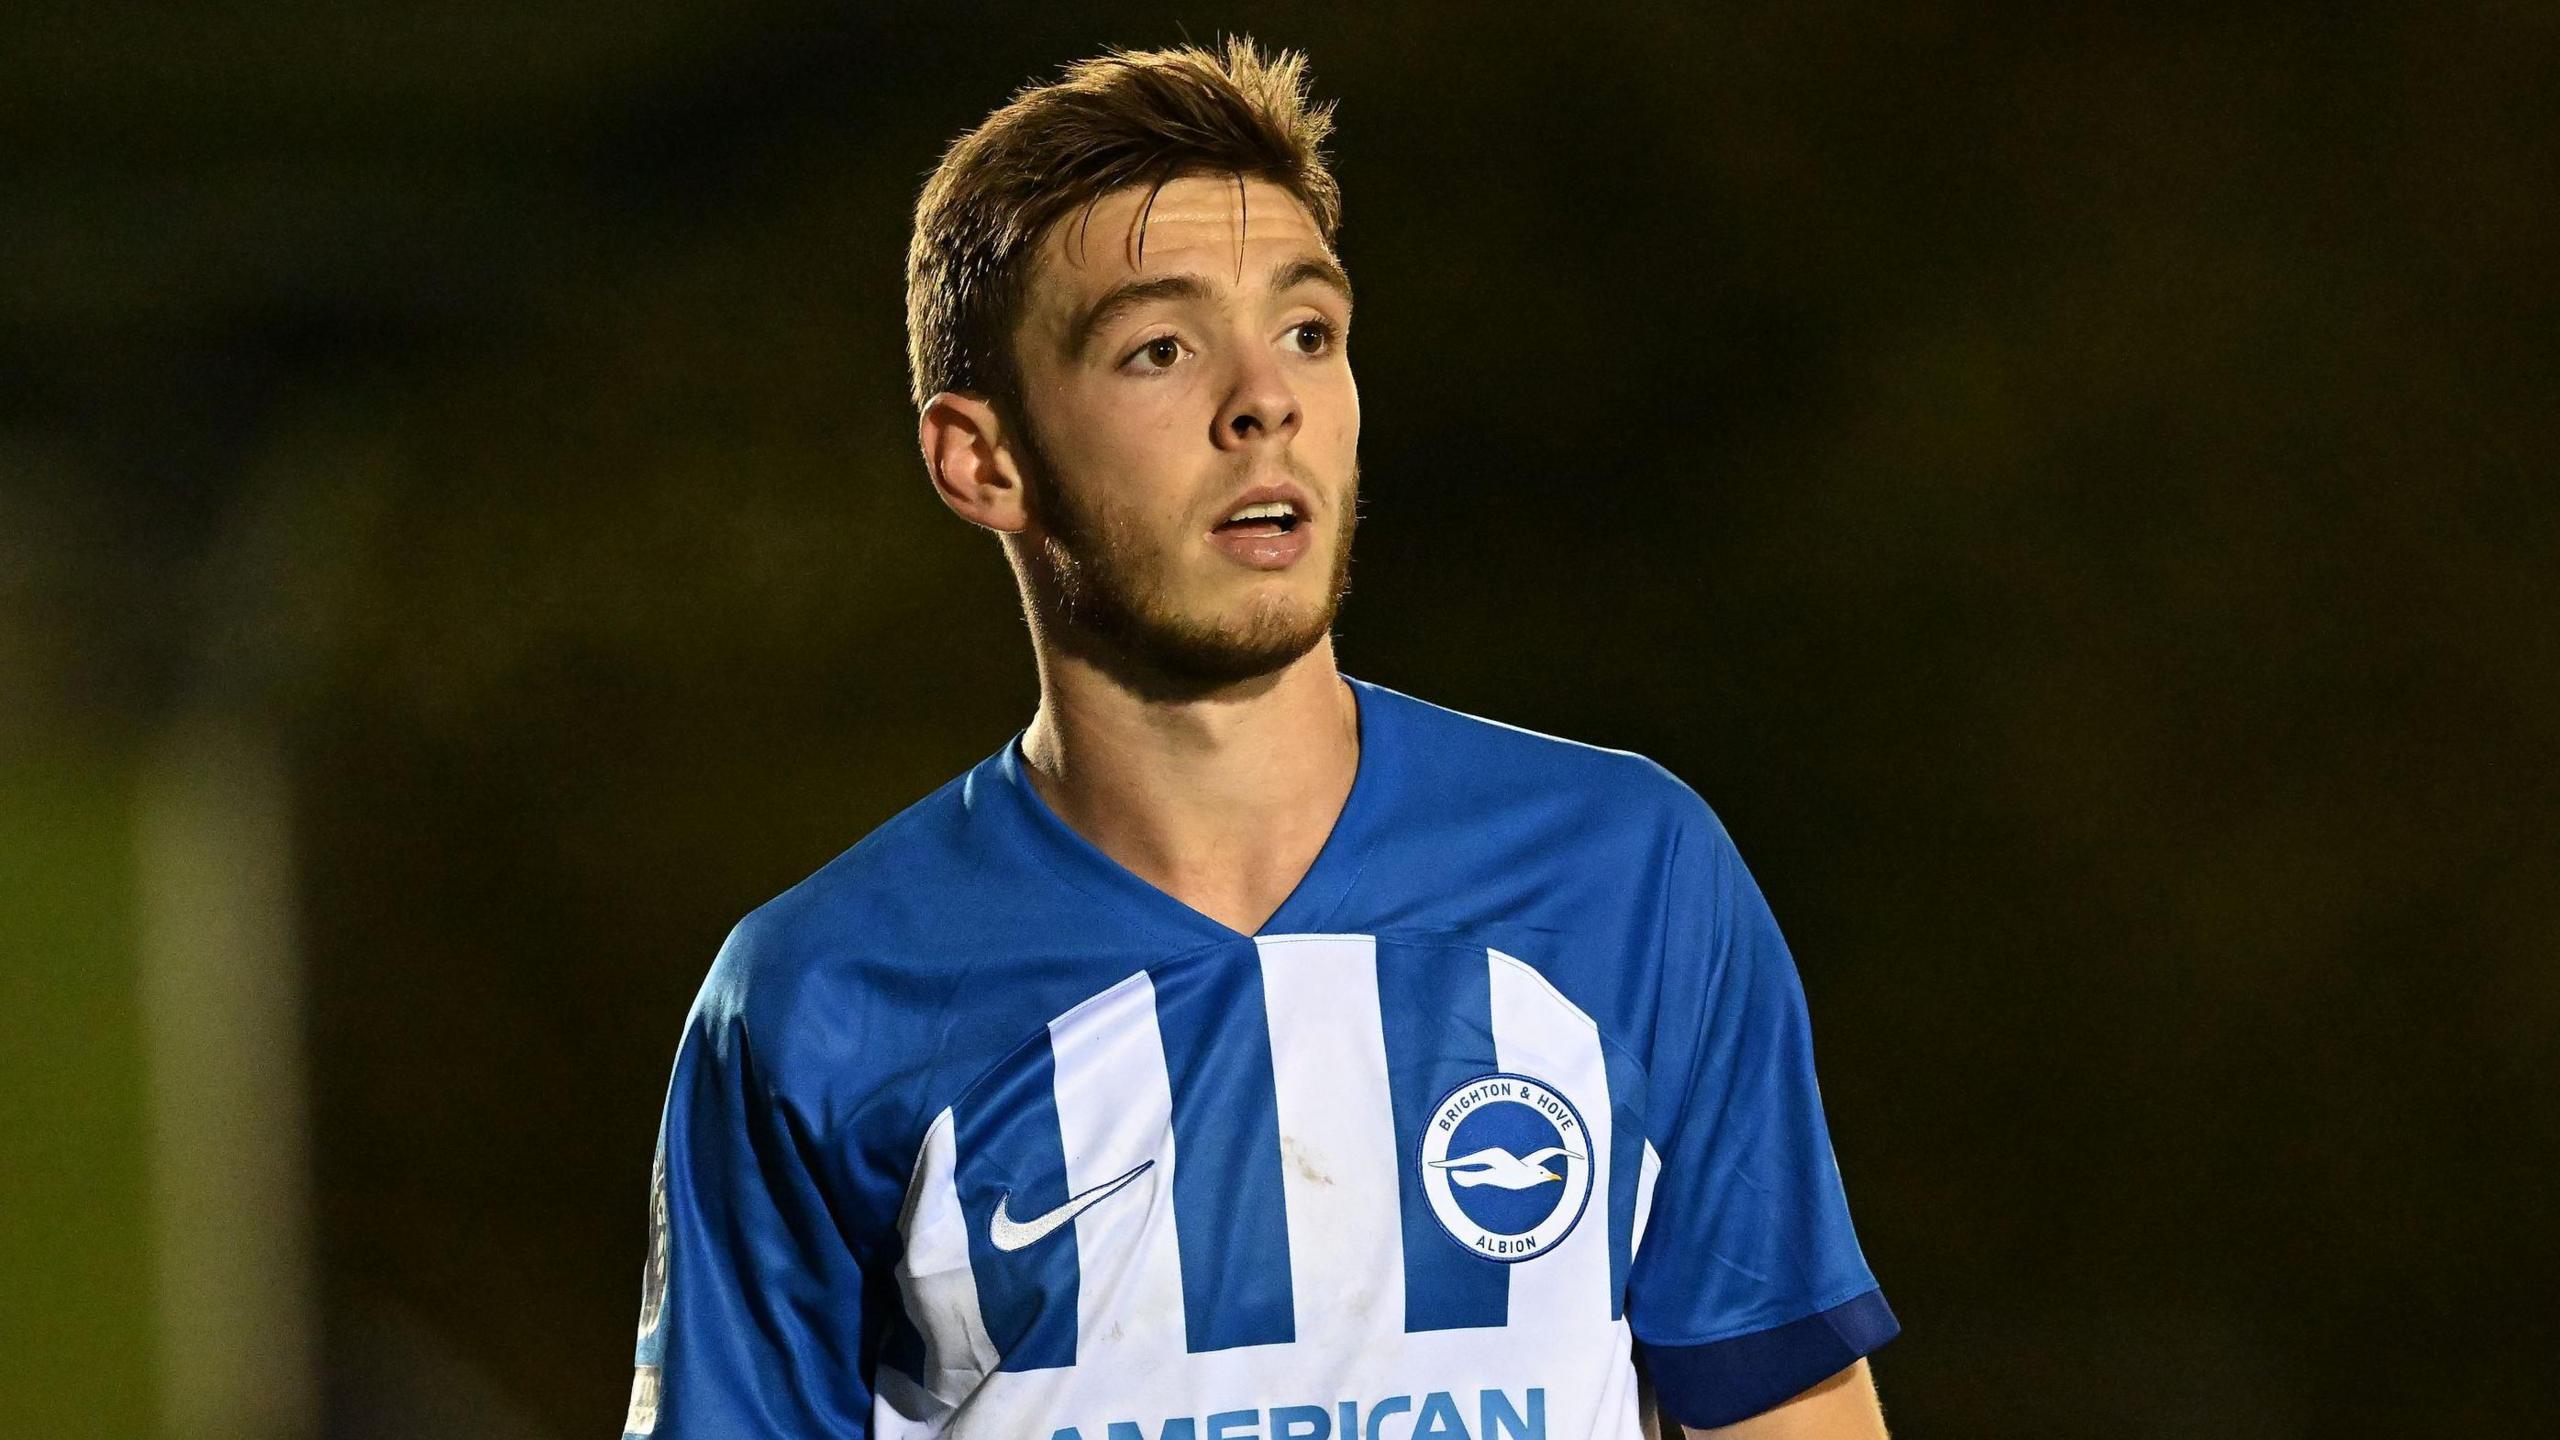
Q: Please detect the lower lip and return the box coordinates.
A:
[1207,523,1313,570]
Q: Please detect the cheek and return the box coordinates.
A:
[1062,371,1198,446]
[1044,380,1174,473]
[1051,394,1200,532]
[1308,370,1360,458]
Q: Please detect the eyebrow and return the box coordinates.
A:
[1063,252,1356,361]
[1274,254,1356,314]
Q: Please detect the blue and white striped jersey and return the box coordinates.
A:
[625,677,1896,1439]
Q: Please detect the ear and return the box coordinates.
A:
[919,391,1030,535]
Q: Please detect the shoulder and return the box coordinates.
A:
[1358,676,1724,846]
[681,758,1004,1123]
[715,769,963,977]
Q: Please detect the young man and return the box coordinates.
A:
[626,40,1897,1440]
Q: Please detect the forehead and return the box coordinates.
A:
[1028,174,1329,314]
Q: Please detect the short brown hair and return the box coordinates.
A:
[904,37,1342,411]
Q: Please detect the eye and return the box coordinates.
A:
[1125,335,1187,372]
[1288,318,1339,357]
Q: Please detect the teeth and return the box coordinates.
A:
[1224,500,1298,524]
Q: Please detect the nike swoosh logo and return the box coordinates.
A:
[989,1160,1155,1252]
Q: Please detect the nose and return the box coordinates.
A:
[1213,345,1299,451]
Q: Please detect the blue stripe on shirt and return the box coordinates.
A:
[1377,938,1508,1331]
[1153,944,1298,1352]
[952,1030,1080,1371]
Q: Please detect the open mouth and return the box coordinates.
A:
[1212,500,1303,538]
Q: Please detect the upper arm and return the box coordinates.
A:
[1626,801,1899,1429]
[1684,1357,1888,1439]
[625,933,875,1438]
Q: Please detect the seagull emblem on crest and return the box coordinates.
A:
[1427,1145,1581,1189]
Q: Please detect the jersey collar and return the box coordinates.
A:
[984,674,1397,945]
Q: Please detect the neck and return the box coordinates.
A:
[1018,639,1361,936]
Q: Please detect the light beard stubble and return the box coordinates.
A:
[1013,420,1358,691]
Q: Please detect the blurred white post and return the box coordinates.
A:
[135,712,319,1440]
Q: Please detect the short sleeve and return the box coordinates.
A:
[624,936,871,1438]
[1626,806,1898,1429]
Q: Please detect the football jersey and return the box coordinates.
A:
[625,676,1896,1439]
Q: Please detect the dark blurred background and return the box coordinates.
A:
[5,1,2553,1436]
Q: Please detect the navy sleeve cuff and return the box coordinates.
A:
[1637,1287,1900,1429]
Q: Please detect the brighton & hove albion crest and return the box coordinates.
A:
[1419,1072,1593,1262]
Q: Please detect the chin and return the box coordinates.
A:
[1117,587,1335,688]
[1033,516,1354,694]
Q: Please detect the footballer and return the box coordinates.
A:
[625,38,1898,1440]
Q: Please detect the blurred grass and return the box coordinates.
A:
[1,744,157,1438]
